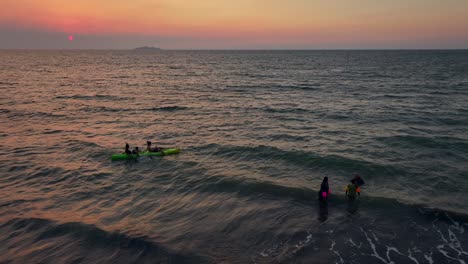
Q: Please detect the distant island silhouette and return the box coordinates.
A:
[133,46,161,51]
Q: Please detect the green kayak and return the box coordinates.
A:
[111,148,181,161]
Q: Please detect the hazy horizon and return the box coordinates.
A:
[2,47,468,51]
[1,0,467,49]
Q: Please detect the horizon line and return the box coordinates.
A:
[1,48,468,51]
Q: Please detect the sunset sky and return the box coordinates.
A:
[1,0,467,49]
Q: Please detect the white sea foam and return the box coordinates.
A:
[446,213,465,234]
[433,220,468,264]
[347,238,362,249]
[423,253,434,264]
[329,240,344,264]
[361,228,392,264]
[407,248,420,264]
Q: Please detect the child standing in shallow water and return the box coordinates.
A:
[345,179,361,200]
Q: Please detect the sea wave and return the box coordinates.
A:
[376,135,468,153]
[198,176,316,201]
[0,217,206,264]
[208,144,405,176]
[4,109,67,120]
[55,94,131,101]
[145,106,190,112]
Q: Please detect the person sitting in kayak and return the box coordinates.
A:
[146,141,164,152]
[318,176,331,202]
[352,174,365,187]
[345,179,361,201]
[132,147,140,155]
[124,143,132,155]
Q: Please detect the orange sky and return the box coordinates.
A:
[1,0,467,48]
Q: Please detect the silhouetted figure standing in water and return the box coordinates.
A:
[345,179,361,215]
[318,177,330,221]
[352,174,365,187]
[345,179,360,201]
[318,177,330,202]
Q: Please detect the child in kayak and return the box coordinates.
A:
[132,147,140,155]
[146,141,164,152]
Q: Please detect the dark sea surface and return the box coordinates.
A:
[1,50,468,263]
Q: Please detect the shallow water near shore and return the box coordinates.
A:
[1,50,468,263]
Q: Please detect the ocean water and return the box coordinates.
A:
[1,50,468,263]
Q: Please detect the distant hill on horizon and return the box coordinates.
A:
[133,46,161,51]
